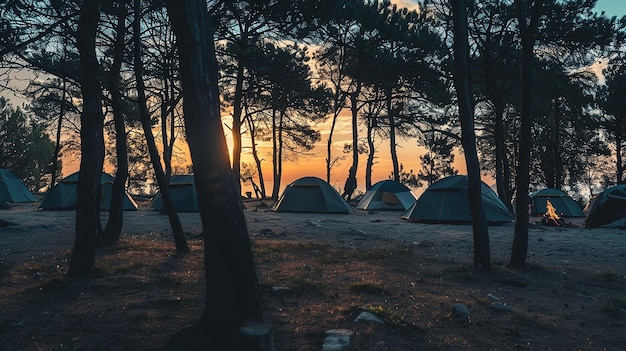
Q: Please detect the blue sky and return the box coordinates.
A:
[593,0,626,17]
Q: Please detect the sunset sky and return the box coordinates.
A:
[227,111,437,197]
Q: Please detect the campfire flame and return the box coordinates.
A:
[545,199,560,220]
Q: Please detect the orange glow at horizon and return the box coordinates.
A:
[60,110,483,198]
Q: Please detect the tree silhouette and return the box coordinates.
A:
[165,0,262,348]
[451,0,491,269]
[68,0,105,278]
[510,0,544,270]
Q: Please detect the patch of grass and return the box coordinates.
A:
[109,261,145,275]
[435,264,476,282]
[285,277,319,292]
[253,241,329,259]
[349,282,387,295]
[339,244,413,260]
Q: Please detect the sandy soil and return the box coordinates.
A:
[2,201,626,350]
[1,201,624,275]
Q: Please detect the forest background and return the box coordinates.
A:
[1,0,625,206]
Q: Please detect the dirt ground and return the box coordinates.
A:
[1,201,625,350]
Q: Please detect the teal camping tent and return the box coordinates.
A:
[150,175,199,212]
[530,188,584,217]
[273,176,352,213]
[584,184,626,229]
[39,172,138,211]
[401,175,514,224]
[356,180,416,211]
[0,168,37,203]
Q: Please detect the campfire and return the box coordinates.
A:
[541,199,565,226]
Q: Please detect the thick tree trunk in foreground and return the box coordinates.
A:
[511,0,544,270]
[69,0,104,278]
[166,0,262,348]
[451,0,490,269]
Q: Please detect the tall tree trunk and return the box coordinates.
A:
[484,51,513,211]
[544,102,556,189]
[344,87,360,202]
[163,92,182,179]
[160,101,172,179]
[245,107,267,198]
[133,0,188,253]
[617,121,624,184]
[325,50,346,184]
[271,108,284,200]
[326,107,340,184]
[510,0,544,270]
[365,116,375,190]
[386,89,400,183]
[51,76,66,187]
[451,0,490,269]
[231,37,248,196]
[553,98,562,189]
[68,0,104,278]
[165,1,262,348]
[102,5,129,244]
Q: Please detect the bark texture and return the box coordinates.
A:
[166,0,262,348]
[511,0,544,269]
[69,0,105,278]
[451,0,491,269]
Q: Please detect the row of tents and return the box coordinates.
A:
[1,167,625,229]
[271,175,626,229]
[0,169,138,211]
[272,175,516,224]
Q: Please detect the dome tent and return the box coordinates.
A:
[39,172,138,211]
[0,168,37,203]
[356,180,416,211]
[273,176,352,214]
[529,188,584,217]
[401,175,514,225]
[150,175,199,212]
[584,184,626,229]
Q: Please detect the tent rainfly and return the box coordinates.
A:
[401,175,515,225]
[39,172,138,211]
[0,168,37,203]
[583,194,598,213]
[529,188,584,218]
[273,176,352,213]
[584,184,626,229]
[150,175,199,212]
[356,180,416,211]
